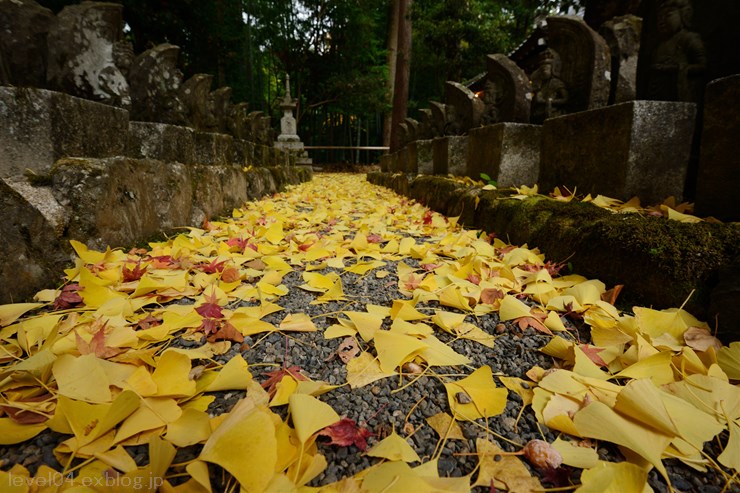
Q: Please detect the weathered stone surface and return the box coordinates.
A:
[545,16,611,113]
[539,100,696,204]
[0,87,128,177]
[484,54,532,124]
[404,141,418,174]
[584,0,641,29]
[444,81,485,134]
[234,139,254,166]
[46,2,130,108]
[228,102,250,140]
[416,139,434,175]
[695,75,740,221]
[367,171,740,340]
[0,176,69,304]
[195,132,235,166]
[0,0,53,87]
[429,101,449,137]
[128,44,188,125]
[467,123,541,187]
[417,109,435,140]
[209,87,233,134]
[190,164,249,225]
[433,136,468,176]
[599,15,642,103]
[380,154,392,172]
[127,121,196,164]
[179,74,216,131]
[51,157,193,250]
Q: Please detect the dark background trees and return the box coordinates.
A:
[37,0,582,163]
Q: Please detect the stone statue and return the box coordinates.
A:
[444,81,485,134]
[0,0,53,88]
[530,49,569,123]
[46,2,130,108]
[128,44,188,125]
[648,0,706,102]
[417,108,434,140]
[179,74,217,131]
[600,15,642,104]
[228,102,250,140]
[209,86,233,133]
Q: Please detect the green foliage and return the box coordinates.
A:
[480,173,498,187]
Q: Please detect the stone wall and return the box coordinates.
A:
[0,86,312,304]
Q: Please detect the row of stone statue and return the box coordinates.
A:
[0,0,274,145]
[399,3,705,145]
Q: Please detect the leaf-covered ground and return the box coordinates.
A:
[1,173,738,492]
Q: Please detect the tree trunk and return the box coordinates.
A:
[389,0,412,153]
[383,0,400,149]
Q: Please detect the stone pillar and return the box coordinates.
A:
[539,100,696,204]
[128,44,188,125]
[467,124,541,187]
[694,75,740,221]
[416,140,434,175]
[0,0,53,88]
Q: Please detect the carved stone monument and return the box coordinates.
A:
[643,0,706,102]
[209,86,233,134]
[46,2,130,108]
[0,0,53,88]
[417,109,435,140]
[467,123,541,186]
[599,15,642,103]
[179,74,216,132]
[484,54,532,124]
[428,101,449,137]
[228,102,251,140]
[128,43,188,125]
[542,16,611,117]
[530,49,570,124]
[444,81,485,134]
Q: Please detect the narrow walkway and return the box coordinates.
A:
[0,173,736,492]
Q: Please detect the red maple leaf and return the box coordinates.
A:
[515,316,553,335]
[422,210,433,225]
[298,241,315,252]
[226,237,249,251]
[578,344,607,367]
[403,273,422,292]
[199,259,227,274]
[480,288,504,305]
[260,365,307,397]
[367,233,383,244]
[195,292,224,320]
[54,284,83,310]
[135,314,162,330]
[122,261,147,282]
[317,417,373,451]
[467,274,481,285]
[76,327,121,358]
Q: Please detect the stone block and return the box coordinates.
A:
[51,157,193,250]
[539,100,696,203]
[433,136,468,176]
[695,75,740,221]
[379,154,392,172]
[416,140,434,175]
[234,139,255,166]
[190,165,249,225]
[388,151,401,172]
[253,145,271,166]
[0,176,70,304]
[194,132,235,166]
[127,121,196,164]
[405,141,418,174]
[0,87,128,177]
[467,123,541,187]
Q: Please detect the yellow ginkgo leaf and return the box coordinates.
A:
[573,401,670,480]
[279,312,317,332]
[633,306,708,339]
[289,393,340,443]
[498,294,532,321]
[361,461,429,493]
[264,220,284,244]
[444,366,507,421]
[577,461,651,493]
[431,310,467,333]
[203,354,252,392]
[0,418,46,445]
[474,438,542,490]
[52,353,112,403]
[425,413,465,440]
[373,330,428,373]
[344,311,384,341]
[613,351,674,385]
[366,430,420,462]
[551,437,598,469]
[200,399,277,492]
[389,300,427,321]
[313,278,346,304]
[152,350,197,398]
[0,303,43,326]
[165,408,212,447]
[346,352,394,388]
[718,342,740,380]
[417,335,470,367]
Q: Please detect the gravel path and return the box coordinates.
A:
[0,172,736,492]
